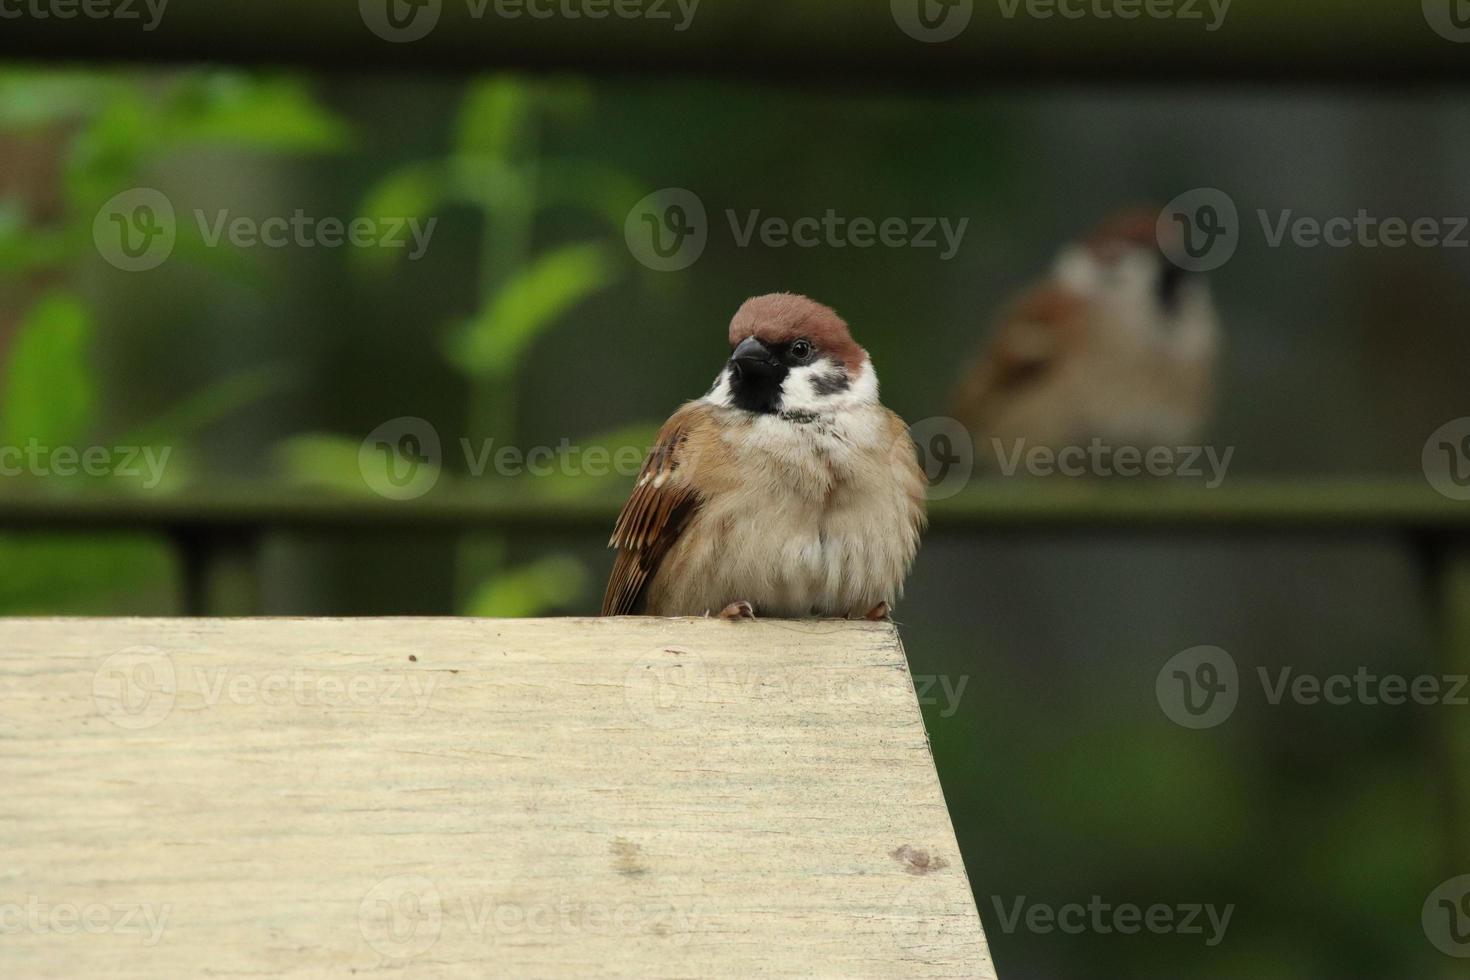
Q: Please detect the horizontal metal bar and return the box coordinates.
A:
[0,480,1464,535]
[0,1,1464,86]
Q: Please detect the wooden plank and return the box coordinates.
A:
[0,617,992,978]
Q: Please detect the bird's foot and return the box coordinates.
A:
[719,600,756,621]
[863,601,891,622]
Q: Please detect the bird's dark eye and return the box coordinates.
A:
[790,339,814,362]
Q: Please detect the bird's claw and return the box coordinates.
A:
[719,601,756,621]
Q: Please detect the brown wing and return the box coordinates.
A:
[949,283,1085,429]
[601,405,708,616]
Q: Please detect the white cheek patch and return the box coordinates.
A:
[702,367,734,408]
[779,358,879,415]
[1053,246,1102,296]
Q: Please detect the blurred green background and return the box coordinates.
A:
[3,62,1469,979]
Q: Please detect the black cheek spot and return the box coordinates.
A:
[811,369,851,397]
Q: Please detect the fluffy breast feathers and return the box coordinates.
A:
[601,400,927,617]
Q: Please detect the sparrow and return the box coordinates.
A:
[601,293,927,620]
[948,209,1220,458]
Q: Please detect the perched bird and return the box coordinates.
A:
[949,210,1220,457]
[602,293,927,620]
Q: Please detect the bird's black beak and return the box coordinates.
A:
[1155,251,1198,315]
[727,336,786,414]
[730,336,781,381]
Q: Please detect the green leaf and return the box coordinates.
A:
[460,554,588,618]
[0,205,74,275]
[352,161,449,271]
[1,292,95,448]
[0,70,113,129]
[454,77,530,161]
[445,241,617,378]
[159,75,351,152]
[119,363,299,447]
[273,433,375,494]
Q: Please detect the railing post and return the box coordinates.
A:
[171,528,262,617]
[1439,536,1470,877]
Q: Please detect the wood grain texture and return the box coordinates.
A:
[0,617,993,978]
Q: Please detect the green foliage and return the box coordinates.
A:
[1,293,95,450]
[461,554,589,618]
[0,69,342,612]
[454,78,531,160]
[283,74,635,618]
[445,241,616,378]
[156,75,350,151]
[0,536,174,615]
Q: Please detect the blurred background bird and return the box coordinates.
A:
[948,209,1221,464]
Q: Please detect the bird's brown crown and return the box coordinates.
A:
[728,293,867,372]
[1084,207,1167,260]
